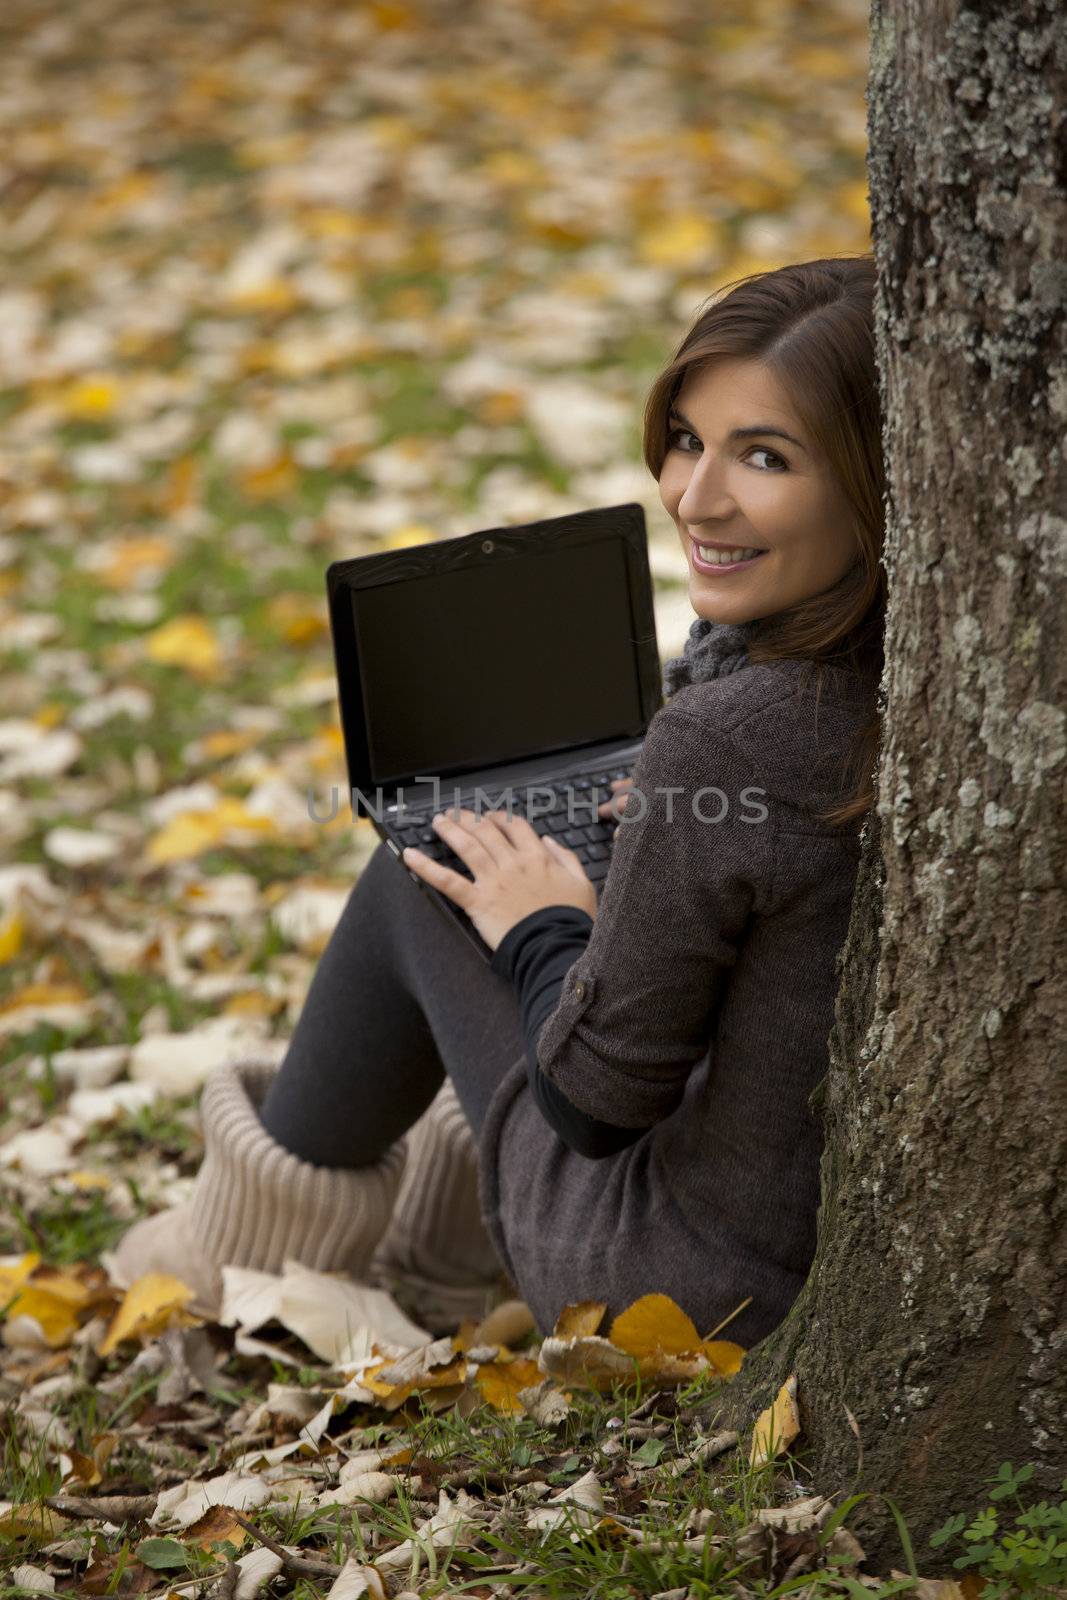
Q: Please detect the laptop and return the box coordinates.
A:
[325,501,663,962]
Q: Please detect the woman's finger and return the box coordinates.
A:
[543,835,592,881]
[486,809,540,848]
[432,807,508,866]
[401,846,474,907]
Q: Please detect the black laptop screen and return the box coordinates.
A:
[350,537,645,784]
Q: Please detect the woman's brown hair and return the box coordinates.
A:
[642,254,886,829]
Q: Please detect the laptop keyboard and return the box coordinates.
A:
[390,766,634,887]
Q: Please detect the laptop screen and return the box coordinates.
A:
[350,536,646,784]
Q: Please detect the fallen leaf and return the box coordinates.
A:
[150,1471,273,1530]
[610,1293,703,1358]
[553,1300,607,1339]
[144,615,223,678]
[473,1355,543,1415]
[99,1273,200,1356]
[323,1557,388,1599]
[702,1339,746,1376]
[374,1487,481,1573]
[184,1503,250,1552]
[749,1373,801,1467]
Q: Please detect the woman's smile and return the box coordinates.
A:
[688,536,769,575]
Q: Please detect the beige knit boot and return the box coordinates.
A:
[368,1076,510,1335]
[104,1057,408,1320]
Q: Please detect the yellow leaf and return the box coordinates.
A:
[265,593,326,645]
[33,702,66,728]
[449,1318,483,1353]
[62,375,120,420]
[369,5,416,36]
[6,1280,88,1347]
[98,1272,198,1356]
[749,1373,801,1467]
[22,1268,92,1307]
[100,535,176,590]
[610,1293,703,1358]
[0,1252,41,1306]
[380,523,436,550]
[835,179,872,223]
[476,390,524,425]
[0,1503,68,1541]
[553,1301,607,1340]
[791,45,857,81]
[192,729,261,762]
[702,1339,746,1377]
[144,615,223,679]
[68,1170,113,1191]
[637,212,721,270]
[479,150,541,186]
[62,1435,116,1488]
[222,991,280,1019]
[145,798,276,865]
[0,982,89,1017]
[162,456,201,515]
[238,454,297,501]
[0,907,24,964]
[363,1357,467,1411]
[474,1356,543,1415]
[227,280,299,314]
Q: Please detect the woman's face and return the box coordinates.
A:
[657,356,862,626]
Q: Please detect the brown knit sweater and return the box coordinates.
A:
[476,655,872,1346]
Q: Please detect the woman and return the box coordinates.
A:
[111,255,886,1349]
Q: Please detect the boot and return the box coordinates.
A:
[368,1076,510,1335]
[104,1057,407,1319]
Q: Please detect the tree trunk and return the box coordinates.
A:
[718,0,1066,1572]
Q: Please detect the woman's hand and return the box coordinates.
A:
[402,807,598,953]
[598,775,634,837]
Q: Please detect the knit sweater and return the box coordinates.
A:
[489,617,761,1155]
[476,626,873,1345]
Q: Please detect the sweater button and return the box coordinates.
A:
[574,979,586,999]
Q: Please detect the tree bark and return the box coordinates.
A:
[717,0,1066,1572]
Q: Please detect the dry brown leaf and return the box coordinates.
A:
[79,1551,156,1596]
[184,1503,251,1552]
[889,1572,970,1599]
[0,1504,69,1543]
[537,1333,637,1392]
[471,1297,536,1347]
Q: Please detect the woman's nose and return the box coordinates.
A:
[678,460,734,521]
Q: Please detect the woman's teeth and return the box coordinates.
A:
[695,545,764,565]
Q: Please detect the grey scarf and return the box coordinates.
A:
[661,615,761,701]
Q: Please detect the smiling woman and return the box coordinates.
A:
[110,257,890,1352]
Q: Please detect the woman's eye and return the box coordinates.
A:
[666,426,700,452]
[746,446,787,471]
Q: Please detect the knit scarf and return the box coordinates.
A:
[661,615,761,701]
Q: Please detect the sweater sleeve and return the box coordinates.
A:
[489,906,653,1158]
[532,703,774,1127]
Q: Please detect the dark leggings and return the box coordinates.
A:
[257,840,526,1165]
